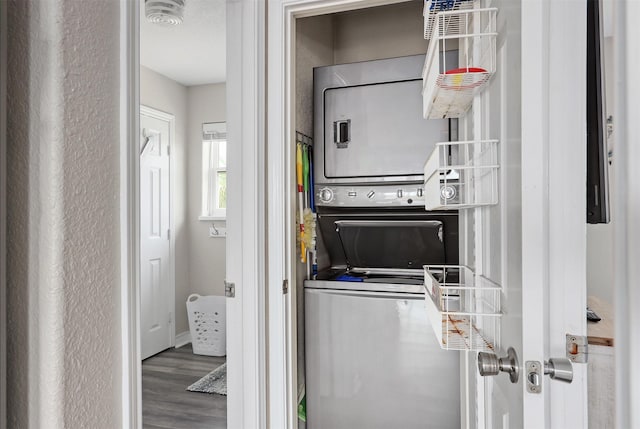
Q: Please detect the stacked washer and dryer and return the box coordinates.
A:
[304,54,462,428]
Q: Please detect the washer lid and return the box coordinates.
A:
[334,220,445,270]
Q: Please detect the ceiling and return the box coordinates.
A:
[140,0,226,86]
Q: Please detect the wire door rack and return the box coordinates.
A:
[422,7,498,119]
[423,265,501,351]
[423,139,499,210]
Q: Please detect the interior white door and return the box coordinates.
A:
[461,1,588,428]
[140,109,173,360]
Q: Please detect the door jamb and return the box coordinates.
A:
[614,2,640,426]
[139,104,177,352]
[225,1,268,427]
[120,0,142,426]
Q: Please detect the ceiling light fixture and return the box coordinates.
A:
[145,0,186,26]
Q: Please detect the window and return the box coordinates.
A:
[200,122,227,220]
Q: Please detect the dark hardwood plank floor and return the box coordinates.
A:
[142,344,227,429]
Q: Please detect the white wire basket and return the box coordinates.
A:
[423,0,477,39]
[423,139,499,210]
[186,294,226,356]
[423,265,501,351]
[422,7,498,119]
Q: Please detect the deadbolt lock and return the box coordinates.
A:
[526,358,574,393]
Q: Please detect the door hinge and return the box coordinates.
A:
[282,279,289,295]
[167,145,170,156]
[225,281,235,298]
[168,312,173,325]
[566,334,588,363]
[167,229,171,240]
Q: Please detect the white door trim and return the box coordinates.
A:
[120,0,142,426]
[614,2,640,426]
[225,1,267,428]
[140,104,177,352]
[521,1,588,427]
[120,0,267,428]
[520,1,549,425]
[545,2,588,427]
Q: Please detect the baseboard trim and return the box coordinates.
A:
[175,331,191,348]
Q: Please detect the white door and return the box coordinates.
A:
[462,1,588,428]
[140,107,174,360]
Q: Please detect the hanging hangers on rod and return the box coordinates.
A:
[296,131,313,147]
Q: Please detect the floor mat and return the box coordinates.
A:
[186,363,227,395]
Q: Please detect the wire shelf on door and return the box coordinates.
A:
[423,139,499,210]
[423,0,477,39]
[423,265,501,351]
[422,7,497,119]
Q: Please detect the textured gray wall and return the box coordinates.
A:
[7,0,121,427]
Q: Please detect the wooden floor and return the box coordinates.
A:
[142,344,227,429]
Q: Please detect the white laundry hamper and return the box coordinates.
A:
[186,294,226,356]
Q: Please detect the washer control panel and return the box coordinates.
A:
[316,185,425,207]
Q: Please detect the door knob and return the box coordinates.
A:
[477,347,519,383]
[544,358,573,383]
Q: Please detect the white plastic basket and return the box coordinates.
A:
[186,294,226,356]
[422,7,498,119]
[423,265,501,351]
[423,139,499,210]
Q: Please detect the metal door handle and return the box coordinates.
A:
[333,120,351,148]
[477,347,519,383]
[544,358,573,382]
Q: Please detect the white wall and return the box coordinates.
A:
[6,0,121,426]
[140,66,191,334]
[187,83,227,297]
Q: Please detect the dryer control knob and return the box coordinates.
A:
[319,187,334,203]
[441,185,457,201]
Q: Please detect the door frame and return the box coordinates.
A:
[614,2,640,426]
[225,0,268,427]
[266,1,432,427]
[139,104,177,354]
[119,0,267,428]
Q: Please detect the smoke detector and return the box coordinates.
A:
[145,0,186,26]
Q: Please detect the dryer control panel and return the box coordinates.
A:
[315,185,425,207]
